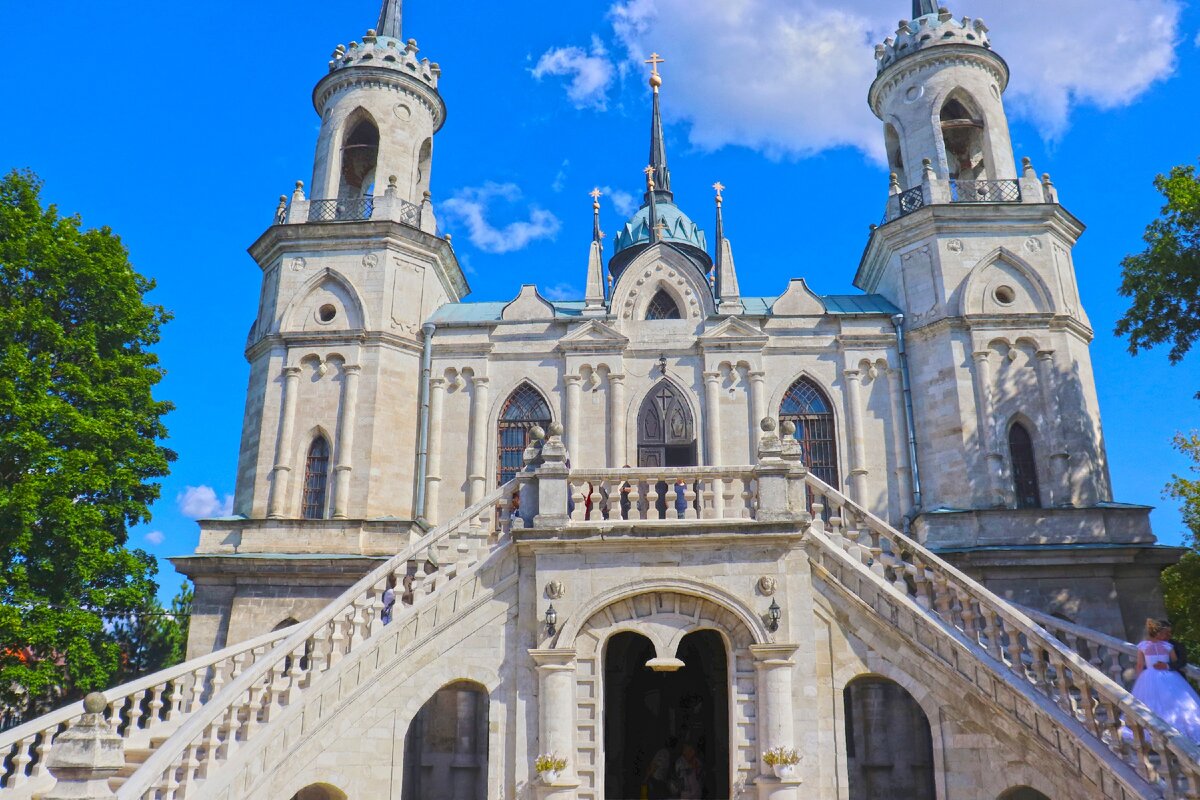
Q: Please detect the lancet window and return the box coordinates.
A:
[302,436,331,519]
[940,94,986,181]
[1009,422,1041,509]
[645,289,682,320]
[780,378,839,489]
[497,383,552,485]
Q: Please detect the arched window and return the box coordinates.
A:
[645,289,682,320]
[339,113,380,199]
[1009,422,1041,509]
[844,677,935,800]
[497,383,552,485]
[780,378,838,489]
[302,436,331,519]
[885,123,907,188]
[403,682,489,800]
[940,94,986,181]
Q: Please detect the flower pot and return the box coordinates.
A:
[542,769,561,784]
[772,763,798,780]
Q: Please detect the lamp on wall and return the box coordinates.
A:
[767,599,781,633]
[545,604,558,638]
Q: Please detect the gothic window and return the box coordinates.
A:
[302,436,331,519]
[940,94,986,181]
[339,112,380,199]
[497,383,552,486]
[1009,422,1041,509]
[645,289,682,320]
[885,123,907,188]
[780,378,839,489]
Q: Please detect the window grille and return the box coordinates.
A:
[1009,423,1041,509]
[497,383,552,486]
[780,378,839,490]
[302,437,331,519]
[645,290,682,320]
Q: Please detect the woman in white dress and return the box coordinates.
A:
[1130,619,1200,742]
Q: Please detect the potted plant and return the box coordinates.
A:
[762,746,802,779]
[535,753,568,783]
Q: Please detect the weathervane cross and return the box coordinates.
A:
[644,165,656,191]
[590,187,603,202]
[644,52,665,76]
[713,181,725,202]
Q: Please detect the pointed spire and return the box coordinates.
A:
[644,53,673,202]
[585,189,607,314]
[713,182,726,298]
[377,0,402,39]
[912,0,939,18]
[590,187,603,243]
[713,182,743,315]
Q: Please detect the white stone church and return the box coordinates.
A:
[4,2,1198,800]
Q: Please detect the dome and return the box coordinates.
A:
[610,199,709,277]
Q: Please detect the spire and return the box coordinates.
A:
[590,187,603,243]
[377,0,402,39]
[644,53,673,202]
[912,0,939,18]
[584,191,607,315]
[713,182,725,299]
[713,182,743,315]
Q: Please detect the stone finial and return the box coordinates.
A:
[43,693,123,800]
[548,422,564,438]
[529,425,546,442]
[760,417,777,433]
[780,420,796,437]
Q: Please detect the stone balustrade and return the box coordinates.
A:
[279,177,440,236]
[803,474,1200,798]
[115,480,515,800]
[0,625,297,795]
[881,156,1059,226]
[566,467,760,523]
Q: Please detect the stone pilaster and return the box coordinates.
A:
[467,375,491,505]
[843,368,870,505]
[425,376,447,525]
[530,649,580,799]
[1036,350,1072,507]
[704,371,723,466]
[331,364,362,519]
[971,351,1006,506]
[564,375,583,458]
[886,366,914,519]
[267,365,302,519]
[751,644,802,799]
[607,373,627,468]
[748,370,767,462]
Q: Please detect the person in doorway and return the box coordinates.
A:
[644,736,676,799]
[674,743,704,799]
[1129,619,1200,741]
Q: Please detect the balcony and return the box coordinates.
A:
[307,196,375,223]
[879,157,1060,226]
[272,180,440,237]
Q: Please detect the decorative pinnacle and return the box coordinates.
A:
[644,165,656,192]
[591,188,603,243]
[644,52,665,92]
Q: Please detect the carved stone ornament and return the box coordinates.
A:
[289,257,307,272]
[545,581,566,600]
[757,576,778,597]
[946,239,964,254]
[1024,237,1043,253]
[362,253,379,269]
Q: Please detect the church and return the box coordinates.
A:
[3,2,1197,800]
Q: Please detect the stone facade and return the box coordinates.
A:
[148,2,1190,799]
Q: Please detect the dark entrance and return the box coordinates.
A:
[402,681,488,800]
[604,631,729,800]
[843,677,935,800]
[637,380,697,468]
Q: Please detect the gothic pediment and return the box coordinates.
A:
[557,319,629,353]
[698,316,768,349]
[771,279,827,317]
[501,284,556,321]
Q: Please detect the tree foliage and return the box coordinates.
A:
[1116,165,1200,395]
[0,169,175,713]
[1162,432,1200,659]
[112,582,191,683]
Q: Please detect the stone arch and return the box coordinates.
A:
[998,788,1053,800]
[842,674,936,800]
[337,106,380,199]
[289,783,347,800]
[1007,415,1042,509]
[278,772,352,800]
[564,585,765,800]
[778,373,840,490]
[401,679,490,800]
[492,380,554,487]
[281,268,368,332]
[635,377,699,469]
[610,245,715,323]
[959,248,1055,317]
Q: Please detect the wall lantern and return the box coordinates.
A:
[545,604,558,637]
[767,599,782,633]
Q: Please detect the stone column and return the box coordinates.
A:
[43,693,123,800]
[703,371,723,466]
[467,375,490,505]
[1036,350,1072,506]
[564,374,583,458]
[971,351,1006,506]
[886,367,914,518]
[843,369,870,505]
[267,365,302,519]
[751,645,801,799]
[747,370,767,462]
[607,373,627,468]
[424,376,447,525]
[332,364,362,519]
[530,649,580,798]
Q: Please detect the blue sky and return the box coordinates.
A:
[3,1,1199,600]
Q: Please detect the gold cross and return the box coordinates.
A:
[644,165,656,191]
[589,187,602,201]
[654,219,668,238]
[713,181,725,203]
[644,52,665,76]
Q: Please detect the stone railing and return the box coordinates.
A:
[0,625,296,795]
[116,481,515,800]
[277,177,441,237]
[881,157,1061,226]
[803,474,1200,797]
[566,467,759,523]
[1020,605,1200,690]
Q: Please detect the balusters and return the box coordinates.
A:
[148,683,166,727]
[809,503,825,535]
[683,481,698,520]
[721,476,737,520]
[740,477,754,518]
[569,480,586,522]
[626,479,642,520]
[981,612,1003,660]
[126,688,147,734]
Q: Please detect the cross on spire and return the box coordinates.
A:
[644,165,656,192]
[377,0,402,39]
[644,52,672,202]
[713,181,725,205]
[644,52,666,92]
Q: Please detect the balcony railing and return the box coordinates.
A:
[950,179,1021,203]
[897,185,925,217]
[566,467,760,523]
[307,196,375,223]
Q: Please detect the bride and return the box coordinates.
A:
[1129,619,1200,742]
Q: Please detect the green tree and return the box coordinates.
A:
[111,582,192,683]
[1115,164,1200,396]
[1162,432,1200,659]
[0,169,175,714]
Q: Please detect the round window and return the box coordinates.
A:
[993,285,1016,306]
[318,304,337,323]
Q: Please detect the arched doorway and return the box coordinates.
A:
[603,631,729,800]
[999,789,1052,800]
[288,784,346,800]
[402,681,488,800]
[843,677,935,800]
[637,380,697,468]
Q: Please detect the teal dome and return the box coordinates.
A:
[613,201,707,258]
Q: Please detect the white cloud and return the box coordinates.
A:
[177,485,234,519]
[533,36,617,110]
[598,0,1181,158]
[541,283,580,301]
[553,159,570,193]
[443,183,562,255]
[600,186,638,217]
[144,530,165,546]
